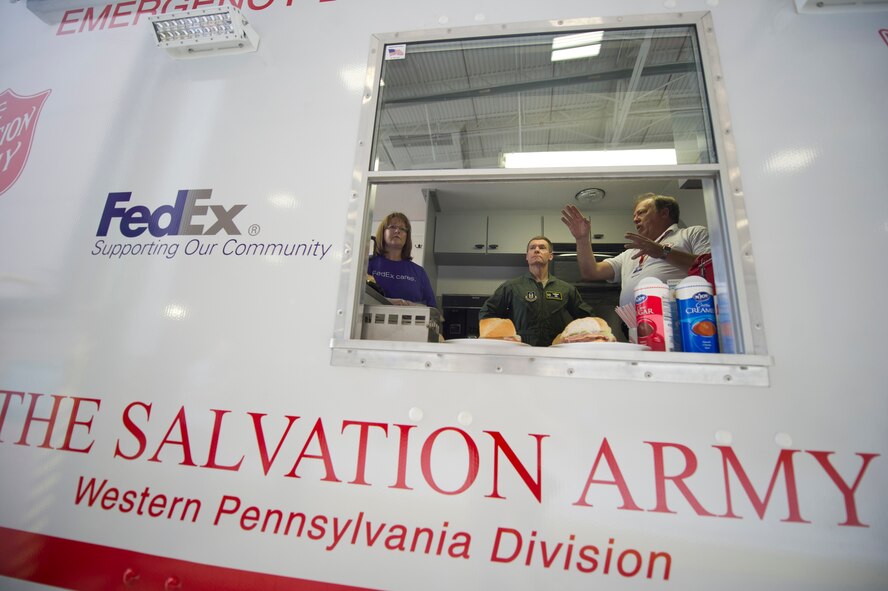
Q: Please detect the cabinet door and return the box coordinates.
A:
[487,214,542,254]
[434,213,488,254]
[411,229,426,267]
[543,212,633,244]
[594,212,635,243]
[543,213,575,244]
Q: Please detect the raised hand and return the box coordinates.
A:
[560,204,591,240]
[625,232,665,260]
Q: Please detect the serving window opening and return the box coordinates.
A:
[332,12,770,385]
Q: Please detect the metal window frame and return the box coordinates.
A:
[331,11,771,386]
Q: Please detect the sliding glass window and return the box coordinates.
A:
[371,26,716,171]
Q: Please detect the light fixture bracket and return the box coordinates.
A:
[149,6,260,60]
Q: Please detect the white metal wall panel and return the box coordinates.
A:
[0,1,886,590]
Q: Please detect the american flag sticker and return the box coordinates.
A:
[385,44,407,60]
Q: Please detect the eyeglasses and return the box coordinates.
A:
[385,224,408,233]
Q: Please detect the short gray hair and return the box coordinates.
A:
[635,192,680,224]
[525,236,553,251]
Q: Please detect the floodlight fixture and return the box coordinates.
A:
[149,6,259,59]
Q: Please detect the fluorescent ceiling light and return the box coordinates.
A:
[149,6,259,59]
[552,31,604,50]
[551,44,601,61]
[551,30,603,62]
[502,149,678,168]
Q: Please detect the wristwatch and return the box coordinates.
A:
[659,243,673,259]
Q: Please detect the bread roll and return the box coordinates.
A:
[479,318,518,340]
[552,317,616,345]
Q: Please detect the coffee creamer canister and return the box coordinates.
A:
[675,276,719,353]
[634,277,674,352]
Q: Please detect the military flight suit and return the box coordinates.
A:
[479,273,594,346]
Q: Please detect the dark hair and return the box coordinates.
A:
[526,235,553,252]
[635,192,680,224]
[374,212,413,260]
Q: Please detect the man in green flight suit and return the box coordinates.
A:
[479,236,595,346]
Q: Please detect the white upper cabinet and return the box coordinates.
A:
[543,212,635,244]
[433,213,488,254]
[487,214,544,253]
[435,212,542,265]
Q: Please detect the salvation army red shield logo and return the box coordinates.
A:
[0,89,51,197]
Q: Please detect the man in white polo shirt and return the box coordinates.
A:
[561,192,711,309]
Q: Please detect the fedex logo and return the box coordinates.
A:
[96,189,246,237]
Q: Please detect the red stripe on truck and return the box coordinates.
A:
[0,526,379,591]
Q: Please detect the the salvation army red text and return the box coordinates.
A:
[0,391,881,528]
[73,474,672,579]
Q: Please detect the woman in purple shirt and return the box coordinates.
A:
[367,212,437,308]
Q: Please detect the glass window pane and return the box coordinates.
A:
[371,26,716,171]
